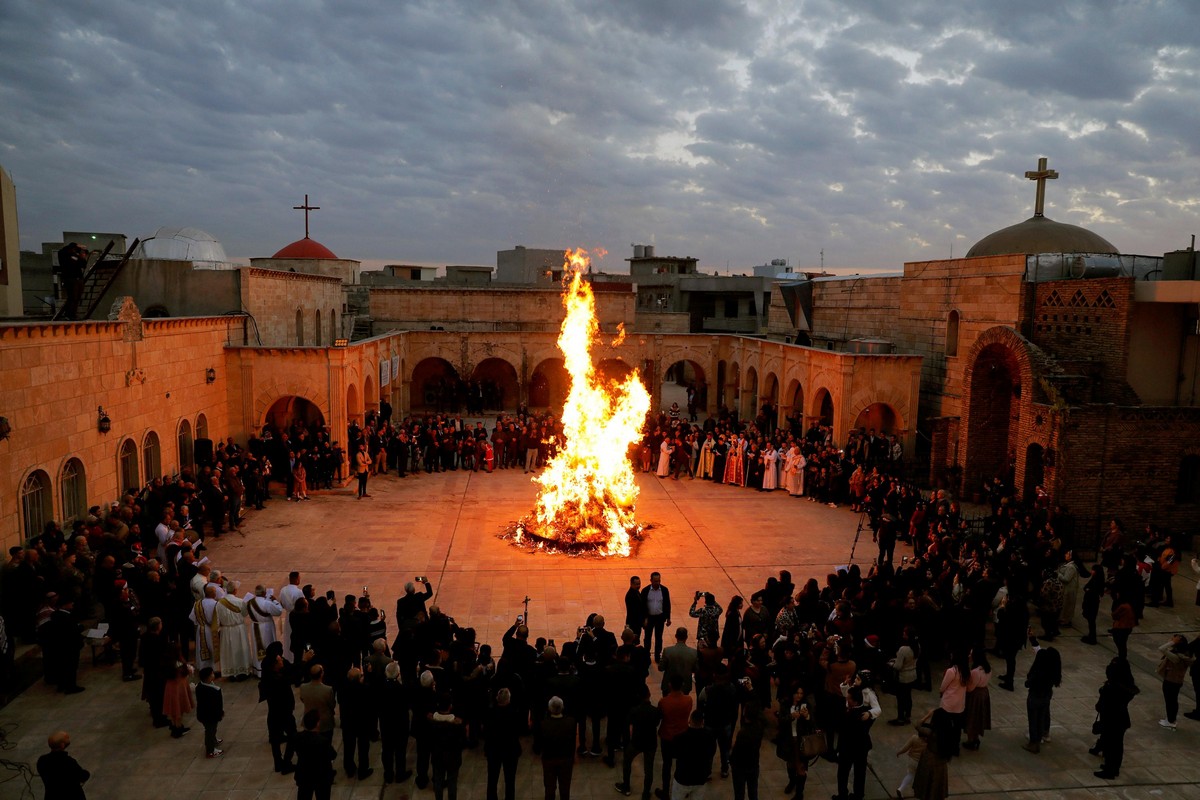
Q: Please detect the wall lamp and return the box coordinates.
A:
[333,338,349,348]
[205,367,217,384]
[97,406,112,434]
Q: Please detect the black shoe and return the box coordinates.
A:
[1081,637,1097,645]
[603,755,616,767]
[62,686,85,695]
[153,717,170,728]
[280,764,296,775]
[784,779,796,792]
[398,770,412,782]
[357,768,373,780]
[1088,746,1103,756]
[614,783,632,796]
[1093,770,1117,779]
[887,718,908,726]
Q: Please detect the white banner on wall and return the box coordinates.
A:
[380,359,391,386]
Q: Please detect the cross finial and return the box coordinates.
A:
[292,193,320,238]
[1024,157,1058,217]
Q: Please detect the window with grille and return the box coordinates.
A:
[178,419,194,471]
[143,431,161,482]
[118,438,140,494]
[60,458,87,522]
[21,470,52,541]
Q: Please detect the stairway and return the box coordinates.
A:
[52,238,140,321]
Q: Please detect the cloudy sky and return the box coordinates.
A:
[2,0,1198,273]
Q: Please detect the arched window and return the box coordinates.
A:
[143,431,162,482]
[60,458,87,522]
[195,413,209,441]
[296,308,305,346]
[330,308,337,344]
[946,310,960,357]
[21,470,53,540]
[1177,455,1200,504]
[118,438,140,495]
[178,419,194,471]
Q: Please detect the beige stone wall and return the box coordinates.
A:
[241,269,344,347]
[249,257,360,284]
[0,166,22,316]
[369,286,636,334]
[0,317,234,549]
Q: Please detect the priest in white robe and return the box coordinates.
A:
[244,585,283,670]
[189,586,220,672]
[215,592,254,679]
[278,571,305,653]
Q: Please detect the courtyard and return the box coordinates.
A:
[0,467,1197,800]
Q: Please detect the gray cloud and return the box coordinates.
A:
[1,0,1198,272]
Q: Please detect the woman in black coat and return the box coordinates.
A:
[1080,565,1105,645]
[1090,658,1138,779]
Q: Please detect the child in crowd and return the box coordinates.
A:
[195,666,224,757]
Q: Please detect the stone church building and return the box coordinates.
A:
[2,159,1198,547]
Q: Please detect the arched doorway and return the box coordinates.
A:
[784,379,804,433]
[347,383,362,426]
[411,357,460,412]
[118,438,140,495]
[716,360,728,410]
[663,359,707,418]
[596,358,635,385]
[740,366,758,420]
[471,357,520,412]
[1024,443,1045,503]
[966,342,1021,488]
[529,358,569,410]
[761,372,779,428]
[852,402,901,435]
[813,387,834,429]
[365,373,378,420]
[264,396,327,433]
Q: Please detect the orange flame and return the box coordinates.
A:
[518,248,650,556]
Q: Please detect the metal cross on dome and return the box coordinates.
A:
[292,194,320,238]
[1024,157,1058,217]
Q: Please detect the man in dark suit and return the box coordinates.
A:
[37,731,89,800]
[640,572,671,663]
[658,627,698,696]
[624,576,645,640]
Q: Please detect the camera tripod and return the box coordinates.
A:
[848,508,872,565]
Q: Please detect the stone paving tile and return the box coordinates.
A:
[1,468,1197,799]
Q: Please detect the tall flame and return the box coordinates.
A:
[517,248,650,556]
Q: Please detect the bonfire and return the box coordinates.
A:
[508,249,650,556]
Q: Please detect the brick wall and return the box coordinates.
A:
[0,317,233,548]
[369,286,636,333]
[1055,404,1200,537]
[1029,277,1135,402]
[242,268,344,347]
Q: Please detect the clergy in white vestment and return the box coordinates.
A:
[244,585,283,669]
[215,592,254,679]
[278,571,304,652]
[762,446,779,491]
[189,586,220,671]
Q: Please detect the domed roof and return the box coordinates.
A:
[134,226,229,264]
[966,215,1118,258]
[272,236,338,260]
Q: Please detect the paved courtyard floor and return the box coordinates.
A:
[1,466,1197,799]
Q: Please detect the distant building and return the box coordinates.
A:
[0,166,22,317]
[496,245,566,285]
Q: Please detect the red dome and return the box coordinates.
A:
[272,237,338,259]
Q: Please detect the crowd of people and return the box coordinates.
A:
[4,404,1200,800]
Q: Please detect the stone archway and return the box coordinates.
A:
[597,358,635,385]
[663,359,707,419]
[264,395,327,433]
[470,357,520,412]
[761,371,779,428]
[853,402,902,435]
[347,383,362,426]
[529,358,569,410]
[411,357,461,412]
[741,366,759,420]
[813,387,835,428]
[364,372,378,419]
[784,379,804,433]
[965,341,1022,489]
